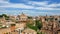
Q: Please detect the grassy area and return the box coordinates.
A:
[0,25,2,28]
[26,23,38,31]
[0,25,7,28]
[26,20,43,34]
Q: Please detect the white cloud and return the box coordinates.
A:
[28,1,60,8]
[47,3,60,8]
[0,0,9,3]
[0,0,60,10]
[0,0,34,9]
[0,3,34,9]
[35,7,60,10]
[28,1,60,10]
[0,0,60,16]
[28,1,48,6]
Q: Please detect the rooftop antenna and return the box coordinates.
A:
[46,14,47,16]
[21,12,25,15]
[22,12,23,14]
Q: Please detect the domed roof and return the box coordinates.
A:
[20,12,27,17]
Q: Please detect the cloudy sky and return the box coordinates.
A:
[0,0,60,16]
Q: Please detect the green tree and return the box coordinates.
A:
[26,23,38,31]
[35,20,42,30]
[26,20,43,34]
[28,16,32,19]
[0,14,9,20]
[6,32,8,34]
[2,14,7,17]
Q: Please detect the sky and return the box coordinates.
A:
[0,0,60,16]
